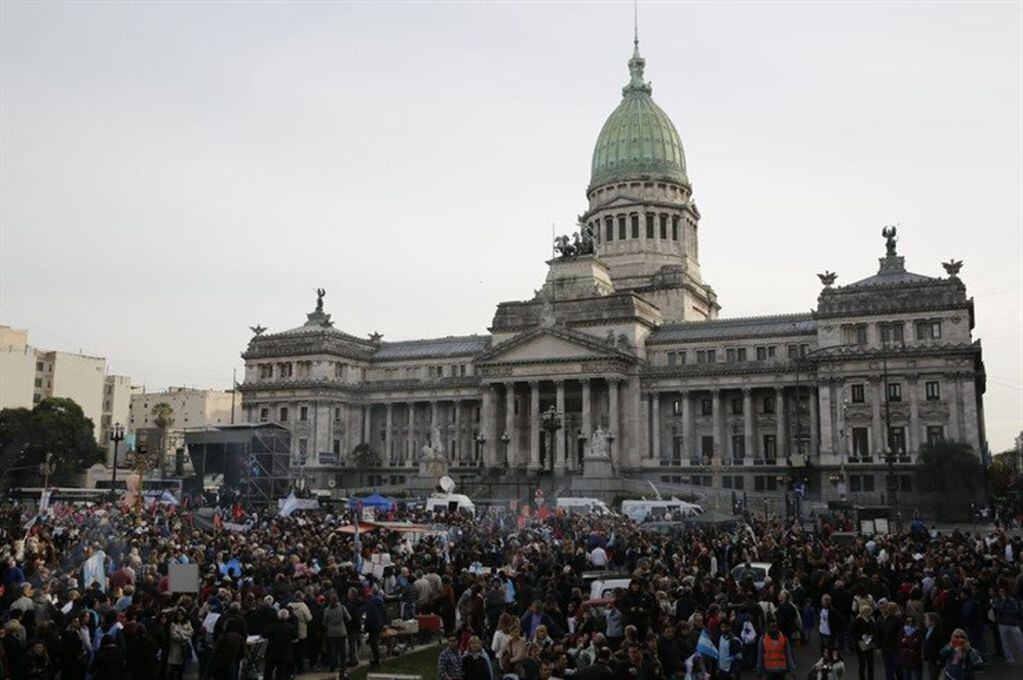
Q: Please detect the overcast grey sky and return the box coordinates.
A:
[1,1,1020,450]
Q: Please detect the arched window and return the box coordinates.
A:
[605,216,614,242]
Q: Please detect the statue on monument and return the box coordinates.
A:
[419,426,449,479]
[586,426,610,459]
[881,225,899,257]
[315,288,326,312]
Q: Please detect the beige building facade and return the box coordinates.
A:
[0,325,132,445]
[237,41,986,507]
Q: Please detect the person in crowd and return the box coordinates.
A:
[850,604,877,680]
[810,647,845,680]
[756,620,795,680]
[324,594,352,677]
[438,636,464,680]
[897,615,923,680]
[463,635,493,680]
[992,584,1023,665]
[937,629,982,680]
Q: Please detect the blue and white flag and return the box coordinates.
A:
[353,512,363,574]
[696,629,719,660]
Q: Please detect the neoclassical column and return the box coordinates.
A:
[429,400,438,436]
[712,389,724,462]
[406,401,415,464]
[808,386,819,458]
[504,382,517,467]
[529,381,541,471]
[363,404,372,445]
[743,388,754,464]
[947,374,961,441]
[818,381,834,457]
[681,390,693,463]
[385,402,394,463]
[581,378,592,443]
[554,380,566,473]
[870,377,885,456]
[650,391,661,460]
[480,385,496,466]
[608,378,620,461]
[906,375,920,457]
[775,387,785,461]
[453,399,462,463]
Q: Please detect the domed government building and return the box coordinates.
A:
[236,37,987,514]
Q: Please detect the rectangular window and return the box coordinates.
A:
[926,426,944,445]
[880,322,905,344]
[731,435,745,460]
[678,350,686,365]
[763,434,777,460]
[334,407,342,420]
[280,407,289,422]
[671,216,679,241]
[731,398,743,415]
[672,399,683,416]
[701,435,714,459]
[646,213,655,238]
[631,214,640,238]
[887,382,902,402]
[846,324,868,345]
[618,215,626,240]
[299,437,308,457]
[605,218,614,242]
[754,476,765,492]
[851,427,869,459]
[888,426,907,455]
[260,408,269,422]
[300,406,308,421]
[763,396,775,414]
[915,320,942,340]
[659,214,668,239]
[696,350,706,364]
[850,475,862,492]
[726,348,736,363]
[706,349,716,363]
[755,345,776,361]
[925,381,940,401]
[333,439,341,455]
[700,398,713,416]
[788,344,800,360]
[33,393,41,403]
[34,378,42,387]
[862,475,875,492]
[667,352,677,366]
[736,348,747,362]
[851,384,865,403]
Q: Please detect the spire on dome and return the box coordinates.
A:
[624,0,651,96]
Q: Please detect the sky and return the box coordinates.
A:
[1,1,1020,451]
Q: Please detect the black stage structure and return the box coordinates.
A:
[183,424,291,503]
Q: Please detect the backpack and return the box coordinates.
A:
[741,621,757,645]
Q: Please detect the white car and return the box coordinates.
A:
[730,562,775,590]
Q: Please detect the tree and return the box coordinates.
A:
[0,398,105,482]
[151,402,174,477]
[988,449,1020,497]
[914,440,987,517]
[351,443,380,488]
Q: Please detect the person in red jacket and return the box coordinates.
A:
[897,616,923,680]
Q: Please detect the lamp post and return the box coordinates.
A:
[38,453,55,489]
[879,328,898,513]
[541,406,562,474]
[109,422,125,493]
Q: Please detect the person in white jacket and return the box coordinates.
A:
[288,591,313,673]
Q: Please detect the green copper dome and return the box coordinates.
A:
[589,43,688,189]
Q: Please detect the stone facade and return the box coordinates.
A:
[237,43,986,506]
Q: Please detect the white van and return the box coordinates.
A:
[425,493,476,515]
[620,498,702,523]
[555,497,615,516]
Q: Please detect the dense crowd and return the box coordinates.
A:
[0,496,1021,680]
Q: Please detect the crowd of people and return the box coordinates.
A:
[0,494,1021,680]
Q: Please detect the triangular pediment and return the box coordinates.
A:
[476,326,635,365]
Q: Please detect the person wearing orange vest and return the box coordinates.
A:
[757,619,796,680]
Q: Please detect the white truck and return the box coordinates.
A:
[555,497,615,516]
[620,498,702,523]
[425,493,476,515]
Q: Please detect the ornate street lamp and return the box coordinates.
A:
[109,422,125,493]
[541,406,562,473]
[38,452,55,488]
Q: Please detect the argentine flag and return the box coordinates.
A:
[696,629,719,660]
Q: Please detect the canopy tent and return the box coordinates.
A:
[348,493,395,511]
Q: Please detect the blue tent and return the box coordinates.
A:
[348,493,395,511]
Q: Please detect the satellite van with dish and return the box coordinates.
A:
[424,476,476,514]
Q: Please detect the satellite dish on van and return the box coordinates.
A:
[439,476,456,493]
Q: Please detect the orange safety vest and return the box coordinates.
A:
[762,633,789,671]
